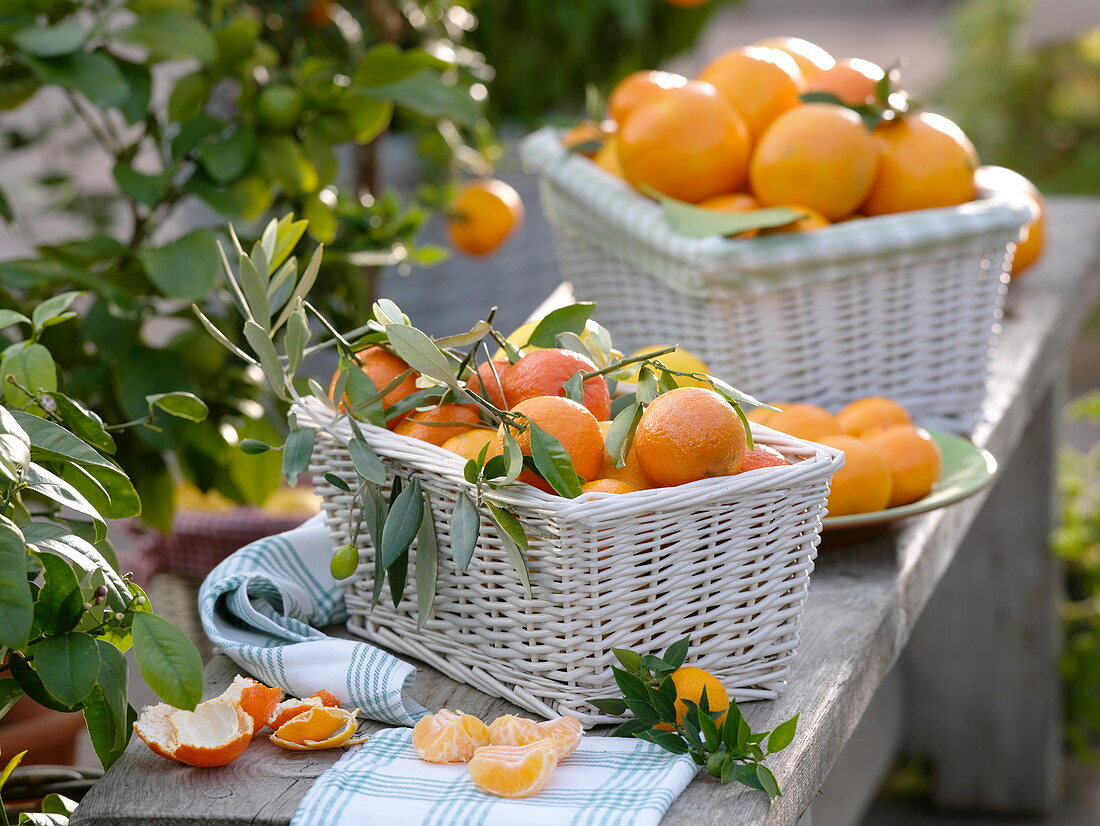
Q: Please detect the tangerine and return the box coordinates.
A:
[750,103,878,220]
[633,387,746,487]
[494,396,605,491]
[593,134,625,179]
[818,434,893,516]
[330,346,419,426]
[488,714,544,747]
[537,716,583,760]
[663,666,730,729]
[466,359,512,409]
[754,36,835,79]
[835,396,911,438]
[608,70,688,124]
[393,403,480,446]
[699,46,807,140]
[580,479,637,494]
[861,424,941,507]
[806,57,884,106]
[737,444,790,472]
[974,166,1045,276]
[468,740,558,798]
[441,428,496,461]
[446,179,524,256]
[503,348,611,420]
[617,81,751,202]
[562,120,612,157]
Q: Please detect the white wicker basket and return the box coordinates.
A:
[301,399,844,725]
[521,127,1036,434]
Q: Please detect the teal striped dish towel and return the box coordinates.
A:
[198,514,425,726]
[292,728,698,826]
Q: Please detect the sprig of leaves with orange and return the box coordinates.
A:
[592,638,798,799]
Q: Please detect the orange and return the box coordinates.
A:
[593,134,625,178]
[134,697,254,768]
[696,192,763,239]
[835,396,911,438]
[488,714,544,746]
[412,709,491,763]
[562,120,612,157]
[467,359,512,410]
[221,675,282,733]
[633,387,747,487]
[608,70,688,124]
[737,445,790,472]
[746,404,787,426]
[861,424,941,507]
[807,58,884,106]
[581,479,637,494]
[754,36,835,79]
[446,179,524,256]
[765,403,841,441]
[617,81,751,202]
[494,396,605,491]
[442,428,495,460]
[1012,193,1045,275]
[537,716,583,760]
[974,166,1045,276]
[818,435,893,516]
[330,346,419,426]
[468,740,558,798]
[595,420,649,490]
[761,205,831,234]
[503,348,612,421]
[862,112,979,216]
[393,403,481,446]
[699,46,807,140]
[661,666,730,729]
[750,103,878,220]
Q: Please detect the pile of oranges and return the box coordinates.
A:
[566,35,1044,274]
[413,709,583,798]
[749,396,942,516]
[343,336,793,497]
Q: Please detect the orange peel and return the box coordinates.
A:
[269,706,366,751]
[134,697,254,767]
[219,675,283,734]
[269,690,342,730]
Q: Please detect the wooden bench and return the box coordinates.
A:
[71,197,1100,826]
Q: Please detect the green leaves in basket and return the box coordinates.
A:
[415,490,439,629]
[527,421,583,498]
[450,492,480,571]
[653,190,805,239]
[523,302,595,349]
[605,402,643,469]
[486,502,531,596]
[590,637,798,799]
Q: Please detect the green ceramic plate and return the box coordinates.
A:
[822,430,998,530]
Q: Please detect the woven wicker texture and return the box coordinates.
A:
[521,128,1035,434]
[301,400,843,725]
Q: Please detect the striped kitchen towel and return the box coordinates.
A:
[198,514,425,726]
[292,727,698,826]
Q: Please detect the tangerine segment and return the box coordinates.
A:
[634,387,746,487]
[468,740,559,799]
[393,404,481,446]
[817,435,893,516]
[487,714,544,747]
[220,675,282,734]
[537,716,583,760]
[134,697,254,768]
[503,348,611,421]
[861,424,942,507]
[413,709,491,763]
[835,396,911,438]
[269,690,342,730]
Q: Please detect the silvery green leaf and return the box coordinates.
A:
[605,401,642,468]
[192,305,258,365]
[415,489,438,629]
[285,303,310,374]
[272,244,322,333]
[486,503,530,596]
[450,492,479,571]
[268,257,297,312]
[501,430,523,484]
[434,320,491,349]
[385,324,462,388]
[243,320,288,400]
[373,298,408,326]
[272,215,308,271]
[380,476,423,568]
[349,438,386,485]
[308,376,333,405]
[238,252,270,331]
[282,427,314,485]
[563,372,585,404]
[555,330,594,361]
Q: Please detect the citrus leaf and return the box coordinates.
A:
[450,492,479,571]
[138,229,220,301]
[605,401,642,469]
[380,475,423,568]
[349,438,386,485]
[33,632,99,707]
[485,502,530,595]
[527,422,582,498]
[415,489,438,629]
[589,697,628,715]
[501,429,523,483]
[663,636,690,670]
[657,192,805,238]
[385,324,461,388]
[23,463,105,541]
[132,613,203,710]
[12,19,86,57]
[756,764,781,798]
[31,291,81,334]
[281,427,314,485]
[767,714,798,754]
[0,519,31,648]
[524,303,595,349]
[147,391,208,422]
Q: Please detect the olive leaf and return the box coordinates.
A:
[414,490,438,629]
[604,401,642,468]
[450,492,479,571]
[485,502,530,595]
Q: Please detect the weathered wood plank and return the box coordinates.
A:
[71,198,1100,826]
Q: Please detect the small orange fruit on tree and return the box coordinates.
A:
[817,435,893,516]
[667,666,731,728]
[493,396,605,493]
[608,70,688,124]
[807,57,885,106]
[754,36,835,79]
[750,103,878,221]
[503,348,612,420]
[836,396,911,438]
[393,403,481,446]
[699,46,807,140]
[633,386,747,487]
[617,81,751,202]
[446,179,525,256]
[862,112,979,215]
[861,424,942,507]
[468,740,559,799]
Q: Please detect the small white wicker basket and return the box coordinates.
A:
[521,127,1036,434]
[301,399,843,725]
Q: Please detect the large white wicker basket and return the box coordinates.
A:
[301,399,844,725]
[521,127,1036,434]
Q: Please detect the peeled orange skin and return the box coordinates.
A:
[270,706,366,751]
[862,112,979,216]
[861,424,942,508]
[446,179,524,256]
[413,709,491,763]
[330,346,419,426]
[608,70,688,125]
[737,445,790,473]
[503,348,611,421]
[595,420,650,491]
[836,396,911,438]
[492,396,605,491]
[617,81,751,203]
[698,46,807,141]
[696,193,762,239]
[765,403,841,441]
[750,103,878,221]
[633,387,747,488]
[817,434,893,516]
[221,675,282,733]
[754,36,835,79]
[468,740,559,799]
[393,403,481,446]
[806,57,884,107]
[134,697,254,768]
[488,714,544,746]
[466,359,512,410]
[269,691,342,730]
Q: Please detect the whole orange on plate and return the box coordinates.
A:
[861,424,942,507]
[634,387,747,487]
[806,57,884,106]
[330,346,420,426]
[817,435,893,516]
[862,112,979,216]
[698,46,806,140]
[617,81,751,202]
[750,103,878,221]
[446,179,524,256]
[836,396,911,438]
[493,396,605,491]
[608,70,687,124]
[765,403,841,441]
[468,740,559,798]
[754,36,835,79]
[503,348,611,420]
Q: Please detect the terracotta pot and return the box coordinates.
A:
[0,696,85,766]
